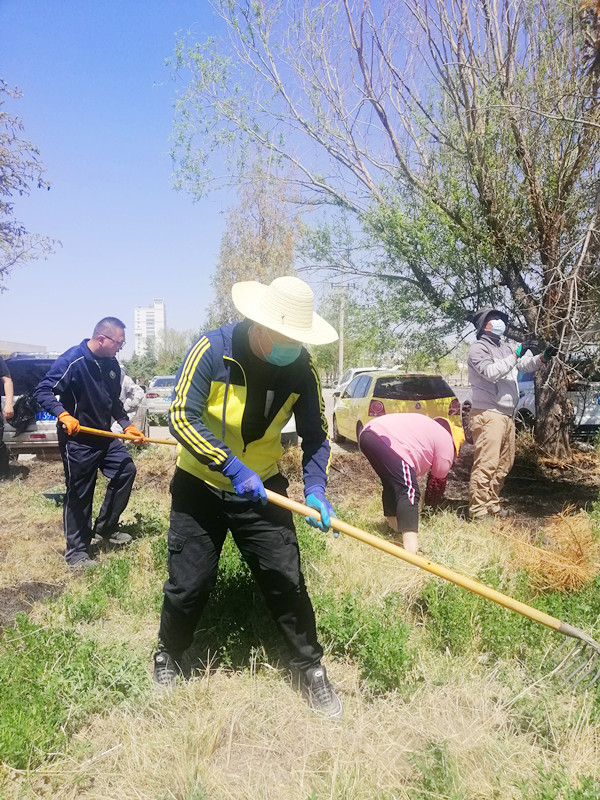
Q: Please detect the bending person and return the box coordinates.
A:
[359,413,465,553]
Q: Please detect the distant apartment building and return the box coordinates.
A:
[134,299,166,357]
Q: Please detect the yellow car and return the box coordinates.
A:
[332,371,463,444]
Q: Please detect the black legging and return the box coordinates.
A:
[359,428,420,531]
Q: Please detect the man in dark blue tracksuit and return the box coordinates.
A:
[34,317,145,567]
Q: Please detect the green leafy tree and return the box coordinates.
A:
[169,0,600,457]
[301,214,457,373]
[123,340,157,384]
[0,80,56,288]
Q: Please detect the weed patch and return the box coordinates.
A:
[314,591,413,692]
[408,741,467,800]
[519,767,600,799]
[0,616,148,769]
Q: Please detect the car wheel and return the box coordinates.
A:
[332,415,345,443]
[514,409,535,433]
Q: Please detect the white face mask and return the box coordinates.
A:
[489,318,506,337]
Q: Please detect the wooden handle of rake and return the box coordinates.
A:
[266,488,589,642]
[77,425,178,447]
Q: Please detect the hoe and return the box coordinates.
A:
[79,424,600,688]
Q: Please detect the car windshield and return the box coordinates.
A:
[373,376,455,401]
[5,360,54,396]
[152,377,175,388]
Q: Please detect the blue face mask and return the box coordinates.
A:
[266,341,302,366]
[489,318,506,337]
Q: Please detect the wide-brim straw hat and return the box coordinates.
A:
[434,417,466,455]
[231,276,338,345]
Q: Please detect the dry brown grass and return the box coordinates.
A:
[495,507,599,592]
[2,657,576,800]
[3,446,600,799]
[0,460,67,587]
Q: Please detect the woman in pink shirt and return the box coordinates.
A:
[359,414,466,553]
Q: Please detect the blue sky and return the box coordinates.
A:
[0,1,232,358]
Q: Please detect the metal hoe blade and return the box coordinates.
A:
[553,625,600,688]
[263,488,600,693]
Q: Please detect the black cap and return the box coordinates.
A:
[471,307,509,339]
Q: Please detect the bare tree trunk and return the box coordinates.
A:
[534,361,572,458]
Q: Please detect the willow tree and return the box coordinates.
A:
[170,0,600,456]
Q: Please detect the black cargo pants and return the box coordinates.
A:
[158,467,323,672]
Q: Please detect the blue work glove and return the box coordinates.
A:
[222,456,267,504]
[304,486,337,534]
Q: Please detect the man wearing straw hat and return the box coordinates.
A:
[153,276,343,717]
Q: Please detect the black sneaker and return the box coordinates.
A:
[300,665,343,718]
[69,556,97,571]
[108,531,132,545]
[153,651,181,687]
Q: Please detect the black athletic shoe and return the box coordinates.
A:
[153,651,181,687]
[300,665,343,718]
[69,556,97,571]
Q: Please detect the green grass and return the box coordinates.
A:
[4,450,600,799]
[314,590,414,692]
[0,616,148,769]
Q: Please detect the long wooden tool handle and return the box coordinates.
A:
[266,488,570,635]
[78,424,178,446]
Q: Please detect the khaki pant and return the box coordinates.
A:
[469,409,515,518]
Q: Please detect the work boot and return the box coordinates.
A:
[153,650,181,687]
[300,665,343,718]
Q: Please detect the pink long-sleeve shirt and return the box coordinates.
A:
[362,413,455,479]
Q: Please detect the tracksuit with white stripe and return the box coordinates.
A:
[158,319,331,672]
[33,340,136,564]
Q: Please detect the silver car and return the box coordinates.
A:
[515,369,600,439]
[145,375,177,417]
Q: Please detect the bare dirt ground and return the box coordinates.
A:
[281,435,600,528]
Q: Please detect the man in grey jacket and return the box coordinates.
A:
[467,307,556,519]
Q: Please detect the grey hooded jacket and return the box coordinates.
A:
[468,334,544,416]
